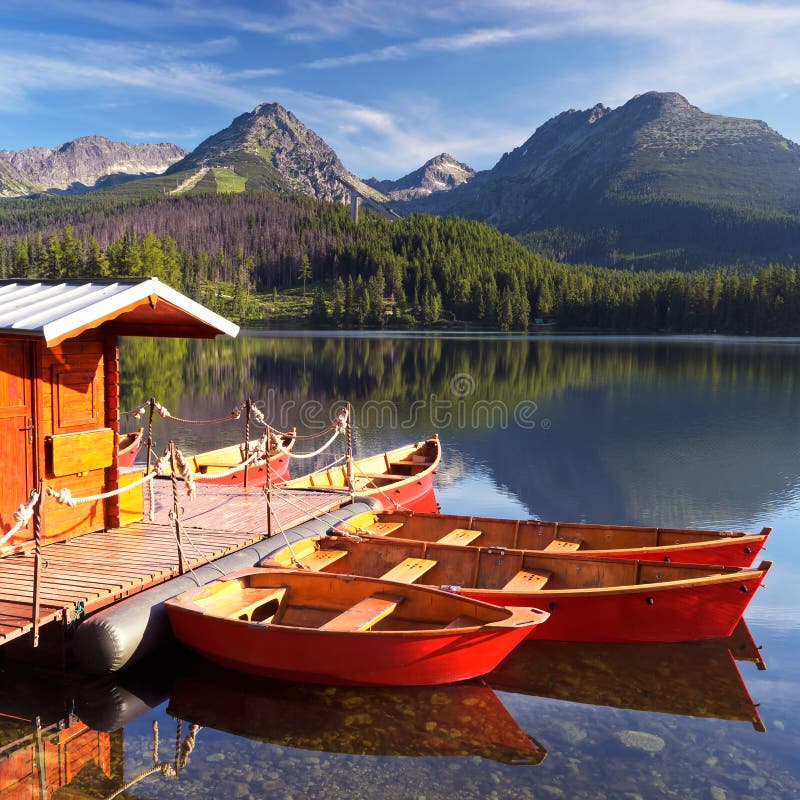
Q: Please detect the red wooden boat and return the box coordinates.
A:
[264,534,771,643]
[116,428,143,467]
[335,509,770,567]
[165,567,548,686]
[182,430,295,486]
[282,436,440,512]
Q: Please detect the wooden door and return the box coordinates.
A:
[0,340,35,538]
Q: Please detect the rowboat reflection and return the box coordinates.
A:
[486,620,765,731]
[166,657,546,765]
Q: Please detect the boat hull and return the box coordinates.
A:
[193,452,291,486]
[459,569,766,643]
[168,612,535,686]
[116,429,142,468]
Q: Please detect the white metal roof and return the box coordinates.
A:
[0,278,239,345]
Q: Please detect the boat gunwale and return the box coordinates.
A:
[166,566,546,635]
[277,535,772,598]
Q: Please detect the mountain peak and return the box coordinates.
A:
[165,101,384,203]
[365,152,476,201]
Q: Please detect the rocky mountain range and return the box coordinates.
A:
[3,92,800,267]
[406,92,800,265]
[365,153,475,201]
[0,136,186,196]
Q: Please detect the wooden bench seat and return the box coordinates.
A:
[502,569,553,592]
[320,593,404,632]
[380,558,437,584]
[543,538,582,553]
[304,549,349,571]
[438,528,482,546]
[362,521,405,537]
[390,458,429,467]
[214,587,287,621]
[358,473,408,481]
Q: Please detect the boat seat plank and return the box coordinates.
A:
[358,473,408,480]
[320,593,404,632]
[543,538,583,553]
[362,522,405,537]
[212,587,287,621]
[438,528,482,546]
[380,558,437,584]
[502,569,553,592]
[304,549,350,571]
[391,458,429,466]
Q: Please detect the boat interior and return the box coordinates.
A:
[285,439,438,490]
[192,431,295,473]
[181,568,510,632]
[338,510,770,553]
[265,535,767,593]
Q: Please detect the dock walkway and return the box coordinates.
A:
[0,481,349,647]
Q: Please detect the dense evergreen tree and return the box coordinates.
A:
[2,190,800,333]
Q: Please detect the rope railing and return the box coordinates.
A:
[122,395,344,442]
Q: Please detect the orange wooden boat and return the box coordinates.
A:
[335,509,770,567]
[165,567,548,686]
[282,436,440,512]
[182,430,295,485]
[116,428,143,467]
[264,533,771,643]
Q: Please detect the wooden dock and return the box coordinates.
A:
[0,481,350,647]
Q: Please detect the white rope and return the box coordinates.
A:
[46,471,156,507]
[272,428,339,459]
[0,490,40,546]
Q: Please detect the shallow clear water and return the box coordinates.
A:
[3,334,799,799]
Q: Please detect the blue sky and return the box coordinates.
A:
[2,0,800,178]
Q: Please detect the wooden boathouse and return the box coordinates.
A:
[0,278,348,661]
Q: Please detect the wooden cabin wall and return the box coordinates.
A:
[37,332,113,542]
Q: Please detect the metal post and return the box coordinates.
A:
[243,397,252,489]
[31,477,45,648]
[265,425,273,539]
[169,441,186,575]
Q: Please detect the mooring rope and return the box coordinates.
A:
[0,490,41,546]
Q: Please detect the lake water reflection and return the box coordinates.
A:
[2,334,797,800]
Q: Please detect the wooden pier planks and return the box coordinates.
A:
[0,483,348,646]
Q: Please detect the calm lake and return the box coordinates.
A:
[3,333,799,799]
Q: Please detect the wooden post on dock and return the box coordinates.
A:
[146,398,156,521]
[31,477,45,647]
[265,425,274,538]
[169,441,187,575]
[346,402,355,498]
[243,397,252,489]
